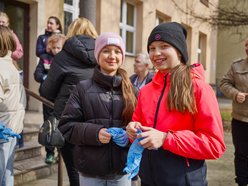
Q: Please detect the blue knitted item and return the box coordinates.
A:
[106,127,129,147]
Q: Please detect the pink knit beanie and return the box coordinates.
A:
[94,32,125,63]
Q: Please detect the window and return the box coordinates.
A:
[155,12,171,26]
[64,0,79,34]
[200,0,209,7]
[198,32,207,69]
[120,0,136,55]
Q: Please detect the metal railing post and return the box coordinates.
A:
[24,87,63,186]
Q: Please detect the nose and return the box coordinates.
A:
[108,51,115,58]
[154,47,161,55]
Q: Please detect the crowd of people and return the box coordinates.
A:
[6,11,248,186]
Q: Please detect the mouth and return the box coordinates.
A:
[154,58,166,66]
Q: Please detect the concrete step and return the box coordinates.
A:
[15,141,42,161]
[23,127,39,143]
[14,156,57,186]
[13,111,58,185]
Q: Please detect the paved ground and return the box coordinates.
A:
[21,98,237,186]
[207,132,236,186]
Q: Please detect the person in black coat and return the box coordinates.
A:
[40,17,98,186]
[58,32,137,186]
[34,34,65,164]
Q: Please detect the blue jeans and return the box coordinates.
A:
[0,137,17,186]
[79,174,131,186]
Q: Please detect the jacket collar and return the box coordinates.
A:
[93,66,122,89]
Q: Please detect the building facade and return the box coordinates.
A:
[0,0,218,111]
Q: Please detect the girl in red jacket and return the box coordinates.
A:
[126,22,226,186]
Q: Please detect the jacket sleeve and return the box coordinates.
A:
[40,56,64,101]
[219,64,239,101]
[11,32,23,61]
[34,58,46,83]
[36,35,46,57]
[58,85,104,146]
[163,81,226,160]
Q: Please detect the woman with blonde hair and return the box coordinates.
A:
[66,17,98,39]
[40,17,98,186]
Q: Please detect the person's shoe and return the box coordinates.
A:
[45,154,55,164]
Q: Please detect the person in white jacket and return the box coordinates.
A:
[0,25,26,186]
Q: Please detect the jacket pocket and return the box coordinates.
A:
[186,159,208,186]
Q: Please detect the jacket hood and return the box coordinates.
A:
[190,63,205,81]
[63,35,97,66]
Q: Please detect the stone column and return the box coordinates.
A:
[79,0,96,26]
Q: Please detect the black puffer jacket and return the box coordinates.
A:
[40,35,97,118]
[58,67,129,177]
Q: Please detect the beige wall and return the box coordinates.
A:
[19,0,219,110]
[216,0,248,84]
[98,0,219,83]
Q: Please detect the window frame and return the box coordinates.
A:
[64,0,79,33]
[119,0,137,56]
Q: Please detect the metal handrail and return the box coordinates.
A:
[25,87,63,186]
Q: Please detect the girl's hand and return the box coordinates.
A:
[98,128,112,144]
[126,121,142,140]
[138,125,167,150]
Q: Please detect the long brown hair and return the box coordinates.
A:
[167,64,197,114]
[117,68,137,124]
[0,25,16,57]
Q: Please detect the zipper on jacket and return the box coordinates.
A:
[153,74,168,128]
[185,158,190,167]
[109,89,114,173]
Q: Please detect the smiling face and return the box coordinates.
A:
[148,41,181,72]
[98,45,123,76]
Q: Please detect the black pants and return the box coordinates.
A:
[43,104,55,155]
[60,141,79,186]
[232,118,248,186]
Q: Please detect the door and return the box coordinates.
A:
[0,0,29,88]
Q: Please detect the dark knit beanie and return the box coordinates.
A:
[147,22,188,64]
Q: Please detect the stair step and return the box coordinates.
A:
[15,141,43,161]
[23,127,39,143]
[14,156,57,186]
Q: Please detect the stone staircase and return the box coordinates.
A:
[14,111,58,186]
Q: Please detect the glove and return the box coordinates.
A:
[123,130,144,179]
[0,123,21,144]
[3,128,21,139]
[107,127,129,147]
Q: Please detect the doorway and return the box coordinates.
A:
[0,0,29,88]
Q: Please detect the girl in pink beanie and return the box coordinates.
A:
[59,32,137,186]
